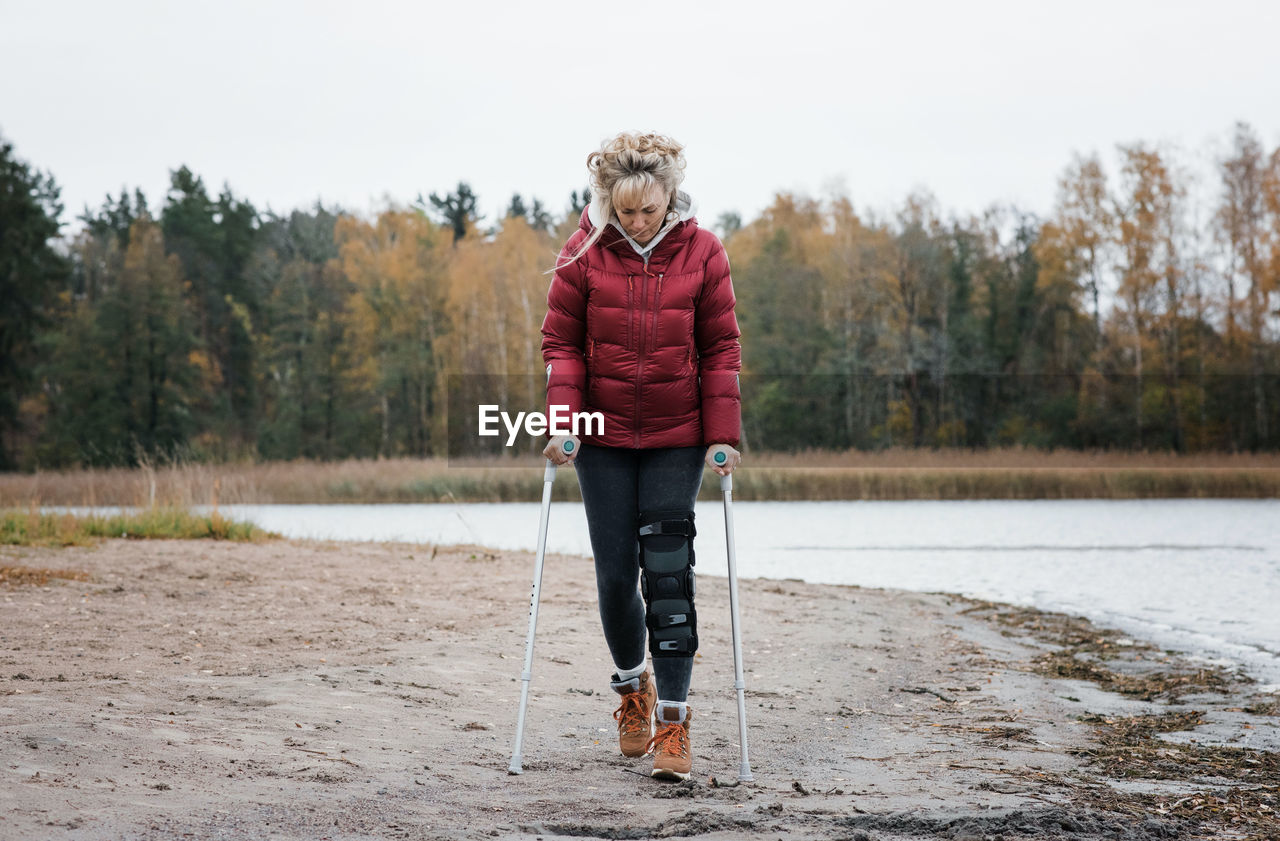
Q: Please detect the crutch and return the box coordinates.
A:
[715,451,754,782]
[508,442,570,775]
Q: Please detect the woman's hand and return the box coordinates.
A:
[543,434,581,465]
[705,443,741,476]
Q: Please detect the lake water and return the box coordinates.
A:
[62,499,1280,687]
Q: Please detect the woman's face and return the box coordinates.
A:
[614,185,669,246]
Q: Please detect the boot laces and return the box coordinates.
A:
[645,719,688,758]
[613,691,649,733]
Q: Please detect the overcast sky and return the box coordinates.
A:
[2,0,1278,233]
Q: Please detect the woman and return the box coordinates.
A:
[540,131,742,781]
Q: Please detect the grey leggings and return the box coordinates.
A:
[574,443,705,703]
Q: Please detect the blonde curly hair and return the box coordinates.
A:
[558,131,687,268]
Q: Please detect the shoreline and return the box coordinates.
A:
[27,498,1277,691]
[1,538,1277,840]
[5,453,1280,506]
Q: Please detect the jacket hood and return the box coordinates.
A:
[578,190,699,254]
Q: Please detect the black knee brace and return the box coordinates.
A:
[638,509,697,658]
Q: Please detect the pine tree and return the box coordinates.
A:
[0,136,70,468]
[252,205,354,459]
[425,182,481,243]
[38,218,198,465]
[161,166,261,453]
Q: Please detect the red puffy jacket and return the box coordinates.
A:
[541,202,741,449]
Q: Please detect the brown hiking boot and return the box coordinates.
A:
[610,670,656,757]
[647,702,692,781]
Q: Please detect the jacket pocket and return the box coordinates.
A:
[686,345,700,402]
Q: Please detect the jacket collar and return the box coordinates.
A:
[578,190,699,269]
[581,190,701,268]
[586,189,697,246]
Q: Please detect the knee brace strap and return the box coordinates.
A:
[638,510,697,658]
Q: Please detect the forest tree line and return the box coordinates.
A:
[0,122,1278,469]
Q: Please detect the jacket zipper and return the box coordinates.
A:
[649,272,663,356]
[626,274,634,352]
[633,269,648,447]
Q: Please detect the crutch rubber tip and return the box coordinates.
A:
[508,763,523,775]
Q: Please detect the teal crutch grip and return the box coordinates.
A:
[713,451,726,465]
[562,439,575,454]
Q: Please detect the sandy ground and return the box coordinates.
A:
[1,537,1276,840]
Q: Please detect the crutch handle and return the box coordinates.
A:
[713,451,734,492]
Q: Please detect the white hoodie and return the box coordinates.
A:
[587,189,698,261]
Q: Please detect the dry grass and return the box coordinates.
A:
[0,508,273,546]
[0,564,90,587]
[2,449,1279,505]
[747,447,1280,470]
[731,465,1280,501]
